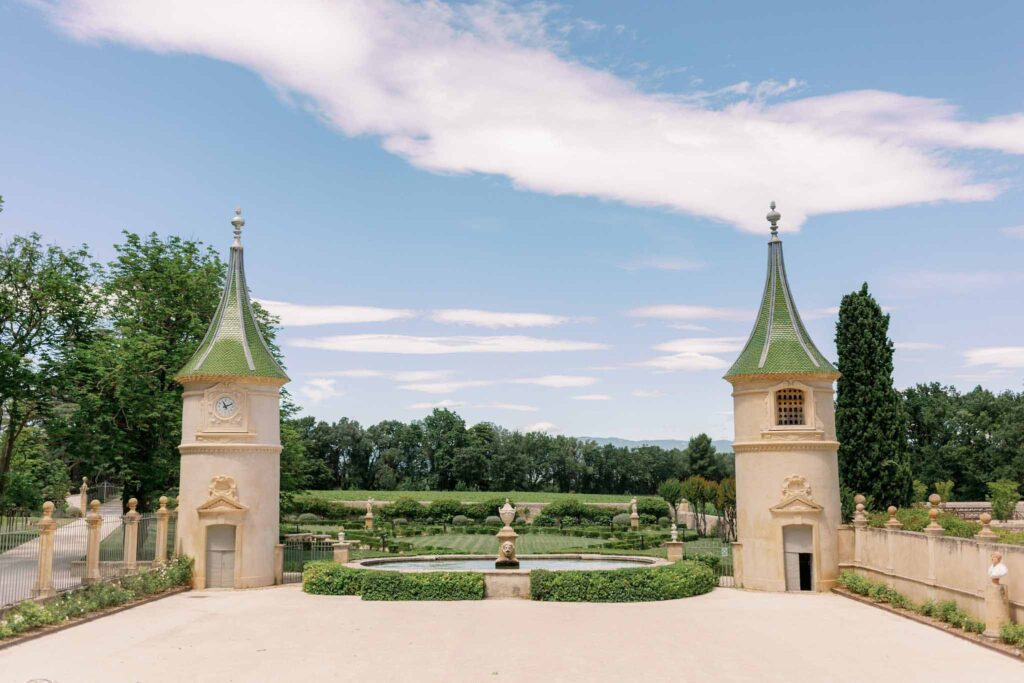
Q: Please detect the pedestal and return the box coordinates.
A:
[666,541,684,563]
[333,542,351,564]
[630,513,639,531]
[983,580,1010,640]
[364,513,374,530]
[495,527,519,569]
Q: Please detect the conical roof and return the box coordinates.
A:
[725,203,837,381]
[175,209,289,384]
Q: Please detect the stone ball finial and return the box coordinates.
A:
[928,506,938,521]
[42,501,54,517]
[928,493,941,506]
[128,497,138,512]
[82,476,89,485]
[980,512,992,525]
[766,200,781,235]
[854,494,866,506]
[888,505,897,517]
[158,495,168,510]
[90,500,101,513]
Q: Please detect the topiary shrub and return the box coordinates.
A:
[638,514,657,526]
[385,497,426,521]
[658,516,670,527]
[464,497,509,521]
[426,499,464,523]
[297,513,322,524]
[636,497,669,519]
[391,518,408,526]
[987,479,1021,522]
[303,562,368,595]
[691,554,721,572]
[484,515,502,526]
[452,515,470,526]
[612,513,631,527]
[530,560,715,602]
[360,570,485,601]
[532,513,558,527]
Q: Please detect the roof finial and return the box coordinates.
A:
[231,207,244,246]
[766,200,780,238]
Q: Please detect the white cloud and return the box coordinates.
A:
[894,342,943,351]
[964,347,1024,369]
[42,1,1023,233]
[802,306,840,321]
[524,421,560,434]
[572,394,611,401]
[1001,226,1024,238]
[655,337,745,354]
[627,305,753,321]
[290,334,608,354]
[620,258,704,271]
[481,402,538,412]
[632,389,665,398]
[399,380,495,394]
[430,308,571,327]
[638,353,731,371]
[258,300,414,326]
[668,323,712,332]
[322,369,452,382]
[512,375,598,388]
[408,399,467,410]
[299,378,342,404]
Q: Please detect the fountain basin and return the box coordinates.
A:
[346,554,669,599]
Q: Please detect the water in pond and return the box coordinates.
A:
[372,558,649,572]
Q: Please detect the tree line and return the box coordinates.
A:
[0,227,1022,511]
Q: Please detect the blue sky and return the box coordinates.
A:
[2,1,1023,441]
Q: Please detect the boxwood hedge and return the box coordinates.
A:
[302,561,484,600]
[529,560,715,602]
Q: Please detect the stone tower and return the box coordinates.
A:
[175,209,289,589]
[724,203,841,592]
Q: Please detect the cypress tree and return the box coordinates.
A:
[835,283,912,507]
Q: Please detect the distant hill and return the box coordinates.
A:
[579,436,733,453]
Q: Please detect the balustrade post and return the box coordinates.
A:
[884,506,901,586]
[851,494,867,566]
[123,497,140,574]
[84,500,103,585]
[32,501,57,598]
[924,494,944,601]
[155,496,170,564]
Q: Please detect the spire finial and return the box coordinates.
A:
[231,207,244,246]
[766,200,780,238]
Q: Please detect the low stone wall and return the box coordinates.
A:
[837,525,1023,623]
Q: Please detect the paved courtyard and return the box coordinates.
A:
[1,586,1019,682]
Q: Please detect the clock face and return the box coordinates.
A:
[214,396,237,418]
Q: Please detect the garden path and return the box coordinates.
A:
[0,584,1019,681]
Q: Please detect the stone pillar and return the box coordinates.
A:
[629,497,639,531]
[84,500,103,585]
[32,501,58,598]
[852,494,867,566]
[364,497,375,530]
[333,542,351,564]
[982,549,1010,640]
[122,497,141,574]
[171,503,180,558]
[274,543,284,585]
[495,499,520,569]
[923,494,944,601]
[155,496,170,564]
[666,523,684,562]
[884,506,901,587]
[79,477,89,514]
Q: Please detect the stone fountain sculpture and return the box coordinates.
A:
[495,498,520,569]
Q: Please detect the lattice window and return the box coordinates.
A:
[776,389,805,426]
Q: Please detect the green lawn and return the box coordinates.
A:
[306,490,640,504]
[399,533,608,554]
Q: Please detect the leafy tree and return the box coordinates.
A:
[0,233,96,498]
[685,434,720,480]
[987,479,1020,521]
[0,425,70,511]
[933,480,954,503]
[680,475,712,535]
[422,409,467,490]
[835,283,912,507]
[716,477,737,541]
[657,478,683,521]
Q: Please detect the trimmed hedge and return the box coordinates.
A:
[0,556,193,640]
[529,560,715,602]
[302,561,484,600]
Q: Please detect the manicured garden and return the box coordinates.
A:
[307,489,665,504]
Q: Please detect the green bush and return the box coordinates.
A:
[303,561,367,595]
[933,480,954,502]
[636,497,669,519]
[1001,622,1024,647]
[484,515,502,526]
[867,507,980,538]
[691,554,721,572]
[463,497,508,521]
[987,479,1021,522]
[361,570,485,601]
[530,560,715,603]
[426,499,465,523]
[0,556,193,640]
[452,515,470,526]
[611,513,631,527]
[532,513,558,527]
[385,497,426,521]
[296,512,322,523]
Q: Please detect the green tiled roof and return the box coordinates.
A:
[725,232,837,380]
[176,216,288,384]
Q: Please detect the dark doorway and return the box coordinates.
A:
[798,553,813,591]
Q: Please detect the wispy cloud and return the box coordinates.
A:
[627,305,753,321]
[399,379,495,394]
[802,306,840,321]
[43,0,1024,232]
[632,389,665,398]
[409,399,467,410]
[524,421,560,434]
[894,342,943,351]
[480,402,538,412]
[638,353,730,371]
[1002,226,1024,238]
[654,337,745,354]
[620,258,704,272]
[964,346,1024,368]
[637,336,742,372]
[400,374,597,394]
[430,308,571,327]
[259,300,414,326]
[668,323,712,332]
[573,394,611,401]
[299,378,342,404]
[290,334,608,354]
[512,375,598,388]
[320,369,451,382]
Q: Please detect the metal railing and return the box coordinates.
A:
[282,537,334,584]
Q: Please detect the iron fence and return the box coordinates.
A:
[282,538,334,584]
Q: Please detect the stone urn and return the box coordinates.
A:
[495,498,520,569]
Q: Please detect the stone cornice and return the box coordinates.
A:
[733,440,839,453]
[178,443,282,456]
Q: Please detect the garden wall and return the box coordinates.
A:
[837,525,1023,622]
